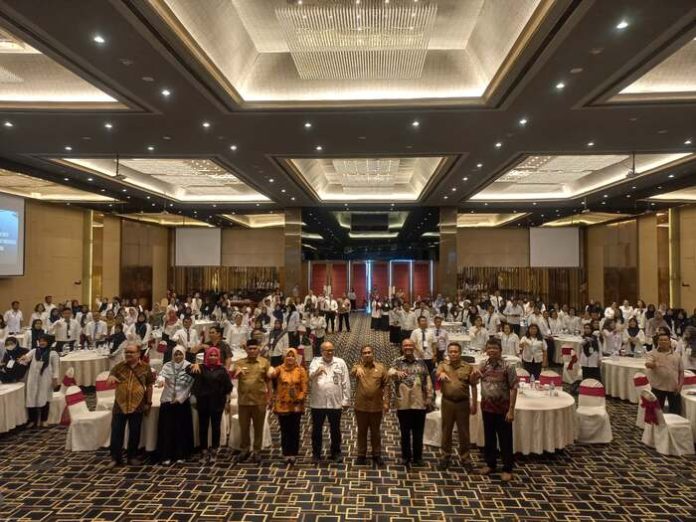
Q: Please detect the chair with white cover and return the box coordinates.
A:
[423,409,442,447]
[64,385,111,451]
[515,367,530,383]
[228,410,273,450]
[682,370,696,391]
[48,367,75,425]
[95,371,116,411]
[576,379,613,444]
[640,389,694,456]
[539,370,562,387]
[561,346,581,385]
[632,372,651,428]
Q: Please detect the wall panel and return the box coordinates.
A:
[352,262,367,309]
[371,262,389,296]
[638,214,658,305]
[222,228,284,267]
[310,262,327,295]
[680,207,696,312]
[330,262,347,297]
[392,262,410,301]
[457,228,530,268]
[413,262,430,301]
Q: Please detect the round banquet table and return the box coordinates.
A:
[448,333,472,346]
[601,356,646,404]
[464,354,520,370]
[0,383,28,433]
[680,390,696,442]
[427,388,575,455]
[59,350,110,387]
[14,331,32,349]
[553,335,584,365]
[194,320,215,336]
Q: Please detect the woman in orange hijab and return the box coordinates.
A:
[268,348,308,466]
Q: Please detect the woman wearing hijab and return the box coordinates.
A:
[48,307,61,325]
[157,345,195,465]
[0,336,29,383]
[20,334,59,428]
[580,323,602,382]
[269,348,308,466]
[29,318,45,350]
[108,323,128,369]
[622,317,645,354]
[127,312,152,357]
[189,347,232,464]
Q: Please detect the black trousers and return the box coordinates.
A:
[582,366,602,383]
[288,331,300,348]
[482,410,513,472]
[110,411,143,461]
[653,388,682,414]
[350,299,357,311]
[56,340,76,351]
[545,337,556,367]
[278,412,302,456]
[197,402,224,450]
[338,313,350,332]
[396,409,426,462]
[313,337,324,358]
[326,312,336,332]
[27,404,49,424]
[523,361,542,379]
[311,408,342,457]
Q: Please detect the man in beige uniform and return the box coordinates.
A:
[436,342,477,470]
[351,345,390,467]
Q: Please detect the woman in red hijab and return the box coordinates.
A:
[188,347,232,464]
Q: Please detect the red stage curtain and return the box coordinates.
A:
[331,263,347,297]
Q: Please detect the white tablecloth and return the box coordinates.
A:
[59,351,110,387]
[553,335,584,365]
[681,390,696,442]
[14,331,31,349]
[601,357,646,404]
[448,333,472,345]
[0,383,27,433]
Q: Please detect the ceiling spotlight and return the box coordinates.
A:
[476,163,483,168]
[304,122,312,129]
[291,197,296,201]
[64,146,73,151]
[281,189,286,193]
[151,203,156,207]
[93,34,106,44]
[2,121,14,128]
[100,189,106,192]
[87,178,93,182]
[230,145,237,151]
[443,196,449,200]
[161,89,171,97]
[532,202,537,206]
[146,196,151,199]
[315,145,323,151]
[462,177,469,181]
[495,142,502,148]
[685,139,693,145]
[451,187,457,192]
[122,189,127,192]
[616,20,629,30]
[147,146,155,151]
[63,177,69,181]
[519,118,528,126]
[555,82,566,90]
[668,174,675,178]
[104,122,113,129]
[202,121,211,128]
[626,195,631,198]
[603,194,609,198]
[412,120,420,128]
[587,141,595,147]
[269,178,274,183]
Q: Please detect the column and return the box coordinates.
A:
[284,208,302,296]
[669,208,680,308]
[438,207,458,297]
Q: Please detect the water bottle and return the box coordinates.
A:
[530,374,535,390]
[550,382,555,397]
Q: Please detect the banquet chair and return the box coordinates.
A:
[640,389,694,456]
[539,370,562,387]
[95,371,116,411]
[515,367,530,383]
[64,385,112,451]
[423,408,442,447]
[632,372,651,428]
[576,379,613,444]
[682,370,696,391]
[561,346,581,385]
[48,367,74,425]
[228,410,274,450]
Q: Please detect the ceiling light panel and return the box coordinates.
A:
[542,212,632,227]
[0,168,115,202]
[456,212,528,228]
[221,213,285,228]
[472,153,694,201]
[0,27,125,108]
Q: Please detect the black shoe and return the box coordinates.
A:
[412,459,425,467]
[107,459,123,468]
[312,456,322,466]
[438,459,450,471]
[127,457,144,466]
[355,456,368,465]
[237,450,251,463]
[331,454,343,464]
[373,456,385,468]
[249,452,260,464]
[401,458,411,468]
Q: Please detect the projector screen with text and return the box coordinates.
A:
[529,227,580,267]
[0,193,25,276]
[175,227,221,266]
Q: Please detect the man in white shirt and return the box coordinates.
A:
[43,295,56,316]
[503,298,524,336]
[4,301,23,333]
[482,305,501,333]
[308,341,351,464]
[619,300,634,321]
[410,316,436,375]
[226,314,250,349]
[326,295,338,333]
[51,307,82,350]
[489,291,504,312]
[432,316,450,363]
[84,311,108,346]
[173,316,200,359]
[304,290,318,310]
[416,302,431,322]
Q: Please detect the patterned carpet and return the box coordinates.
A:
[1,314,695,521]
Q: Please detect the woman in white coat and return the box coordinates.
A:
[500,322,520,357]
[20,334,59,428]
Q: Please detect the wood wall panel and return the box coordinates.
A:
[102,215,121,299]
[331,262,347,297]
[638,214,658,305]
[657,212,670,306]
[457,228,530,267]
[680,207,696,313]
[352,262,367,308]
[371,262,389,296]
[222,228,285,267]
[602,219,638,305]
[172,266,280,295]
[392,263,410,301]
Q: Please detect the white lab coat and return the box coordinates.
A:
[84,320,108,344]
[500,332,520,357]
[23,349,60,408]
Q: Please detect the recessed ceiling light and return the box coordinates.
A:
[93,34,106,44]
[151,203,156,207]
[519,118,528,126]
[451,187,457,192]
[685,139,693,145]
[443,196,449,200]
[462,177,468,181]
[484,203,488,206]
[230,145,237,151]
[161,89,171,97]
[87,178,93,182]
[100,189,105,192]
[626,195,631,198]
[3,121,13,128]
[668,174,675,178]
[532,202,537,206]
[315,145,323,151]
[602,201,606,205]
[570,67,583,74]
[104,122,113,129]
[269,178,274,183]
[146,196,150,199]
[495,142,502,148]
[64,146,72,151]
[304,122,312,129]
[632,186,637,189]
[63,177,69,181]
[412,120,420,128]
[291,197,296,201]
[147,146,154,151]
[658,186,663,189]
[202,121,211,128]
[476,163,483,168]
[281,189,286,193]
[587,141,595,147]
[555,82,565,90]
[603,194,609,198]
[616,20,629,30]
[122,189,127,192]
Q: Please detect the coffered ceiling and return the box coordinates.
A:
[0,0,694,259]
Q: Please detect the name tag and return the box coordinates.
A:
[7,358,15,369]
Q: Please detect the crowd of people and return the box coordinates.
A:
[0,289,693,480]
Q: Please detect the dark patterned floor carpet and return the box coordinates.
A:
[1,314,695,521]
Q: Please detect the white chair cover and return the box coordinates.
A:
[632,372,651,428]
[48,367,74,425]
[64,385,112,451]
[683,370,696,390]
[516,367,530,383]
[95,370,115,411]
[423,410,442,447]
[640,389,694,456]
[539,370,562,387]
[228,410,273,450]
[561,346,582,384]
[576,378,612,443]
